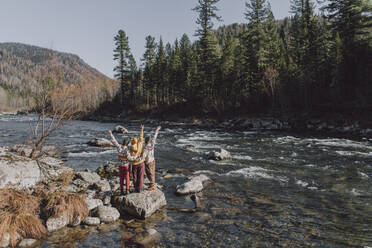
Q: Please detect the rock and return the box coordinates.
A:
[112,125,128,134]
[96,162,119,179]
[0,152,41,189]
[95,205,120,223]
[207,148,232,161]
[18,238,38,247]
[87,138,113,147]
[69,216,81,227]
[83,217,101,226]
[72,179,90,190]
[0,233,10,248]
[176,174,210,195]
[102,193,111,205]
[92,179,111,192]
[84,198,103,211]
[63,184,80,193]
[112,189,166,219]
[46,214,69,232]
[84,189,97,199]
[10,144,57,158]
[134,228,161,247]
[190,194,201,209]
[76,171,101,185]
[37,156,64,167]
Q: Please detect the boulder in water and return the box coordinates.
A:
[87,138,113,147]
[112,125,128,134]
[176,174,210,195]
[207,149,232,161]
[18,238,38,248]
[95,205,120,223]
[83,217,100,226]
[112,189,166,219]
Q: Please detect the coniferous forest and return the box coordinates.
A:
[110,0,371,118]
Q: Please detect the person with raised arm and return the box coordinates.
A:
[129,124,145,193]
[108,129,131,195]
[143,126,161,191]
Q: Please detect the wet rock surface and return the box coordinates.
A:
[176,174,210,195]
[95,205,120,223]
[112,189,167,219]
[87,138,113,147]
[207,148,232,161]
[17,238,38,248]
[46,214,69,232]
[112,125,128,134]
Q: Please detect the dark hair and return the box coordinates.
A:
[145,136,151,144]
[122,137,130,146]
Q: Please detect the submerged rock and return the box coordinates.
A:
[87,138,113,147]
[134,228,161,247]
[112,189,167,219]
[112,125,128,134]
[0,152,41,189]
[207,148,232,161]
[176,174,210,195]
[95,205,120,223]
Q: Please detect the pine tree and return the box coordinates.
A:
[141,36,157,108]
[192,0,222,99]
[113,30,133,105]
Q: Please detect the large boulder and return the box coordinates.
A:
[87,138,113,147]
[95,205,120,223]
[10,144,58,158]
[176,174,210,195]
[112,125,128,134]
[112,189,166,219]
[0,152,41,189]
[207,149,232,161]
[83,217,100,226]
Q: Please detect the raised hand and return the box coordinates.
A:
[156,126,161,131]
[108,130,112,135]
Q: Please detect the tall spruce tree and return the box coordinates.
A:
[113,30,132,105]
[192,0,222,99]
[141,36,157,108]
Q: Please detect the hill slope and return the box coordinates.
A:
[0,42,118,111]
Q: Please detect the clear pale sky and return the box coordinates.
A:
[0,0,293,78]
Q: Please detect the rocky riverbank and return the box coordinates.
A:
[83,113,372,137]
[0,146,167,247]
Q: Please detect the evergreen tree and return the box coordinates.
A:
[141,36,157,108]
[192,0,222,99]
[113,30,133,105]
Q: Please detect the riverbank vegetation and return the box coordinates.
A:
[105,0,371,119]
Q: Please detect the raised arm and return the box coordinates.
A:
[151,126,161,148]
[139,124,144,143]
[108,130,121,152]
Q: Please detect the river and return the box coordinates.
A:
[0,114,371,247]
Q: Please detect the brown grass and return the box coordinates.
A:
[45,191,89,223]
[0,212,47,247]
[0,188,40,215]
[57,170,75,186]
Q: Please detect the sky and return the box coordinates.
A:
[0,0,293,78]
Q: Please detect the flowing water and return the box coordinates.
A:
[0,114,371,247]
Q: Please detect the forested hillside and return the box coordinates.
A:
[0,42,118,111]
[110,0,372,118]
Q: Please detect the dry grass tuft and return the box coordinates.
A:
[45,191,88,223]
[0,212,47,247]
[0,188,40,215]
[57,170,75,186]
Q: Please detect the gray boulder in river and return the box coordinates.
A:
[112,189,167,219]
[207,148,232,161]
[176,174,210,195]
[87,138,113,147]
[112,125,128,134]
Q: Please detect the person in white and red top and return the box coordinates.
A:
[108,130,131,195]
[142,126,161,191]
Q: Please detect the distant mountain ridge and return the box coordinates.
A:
[0,42,117,111]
